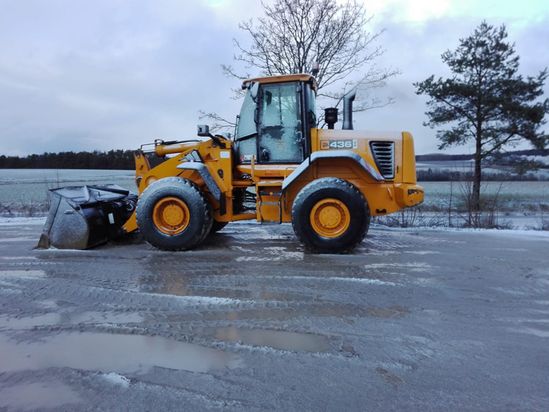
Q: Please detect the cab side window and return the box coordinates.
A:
[258,83,304,163]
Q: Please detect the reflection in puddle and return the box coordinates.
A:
[164,303,409,323]
[0,332,241,374]
[213,326,330,352]
[0,311,143,330]
[0,381,81,411]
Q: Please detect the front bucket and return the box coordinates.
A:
[37,185,137,249]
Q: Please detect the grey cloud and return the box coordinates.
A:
[0,2,547,156]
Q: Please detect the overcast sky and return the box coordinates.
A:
[0,0,547,156]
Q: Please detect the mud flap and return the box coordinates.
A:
[37,185,137,249]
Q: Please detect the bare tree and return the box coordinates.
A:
[203,0,397,131]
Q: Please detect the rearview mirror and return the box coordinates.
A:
[249,82,259,101]
[197,124,210,137]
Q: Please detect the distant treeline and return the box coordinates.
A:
[0,150,135,169]
[417,169,547,181]
[1,148,548,171]
[416,148,548,161]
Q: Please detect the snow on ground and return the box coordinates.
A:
[376,225,549,239]
[101,373,131,388]
[0,217,46,225]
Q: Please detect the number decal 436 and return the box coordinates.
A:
[320,139,358,150]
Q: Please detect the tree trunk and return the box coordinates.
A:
[472,132,482,213]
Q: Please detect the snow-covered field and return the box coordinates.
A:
[421,181,549,211]
[0,169,136,204]
[1,169,548,230]
[417,157,549,178]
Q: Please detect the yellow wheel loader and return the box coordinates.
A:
[39,74,424,253]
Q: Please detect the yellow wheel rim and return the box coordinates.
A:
[152,196,190,235]
[310,198,350,238]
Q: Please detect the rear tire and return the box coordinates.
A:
[291,178,369,253]
[136,177,212,251]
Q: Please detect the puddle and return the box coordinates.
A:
[0,311,143,330]
[0,313,60,329]
[212,326,330,352]
[0,332,241,374]
[0,381,81,411]
[165,303,384,323]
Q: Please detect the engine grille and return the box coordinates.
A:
[370,141,395,179]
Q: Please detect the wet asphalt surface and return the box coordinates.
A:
[0,219,549,411]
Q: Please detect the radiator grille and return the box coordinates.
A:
[370,141,395,179]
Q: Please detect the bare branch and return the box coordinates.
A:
[198,111,236,133]
[226,0,396,101]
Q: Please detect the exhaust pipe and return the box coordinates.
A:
[342,91,356,130]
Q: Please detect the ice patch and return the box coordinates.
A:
[0,217,46,226]
[405,250,441,255]
[102,372,130,388]
[230,246,254,252]
[0,237,36,242]
[501,317,549,324]
[143,292,245,306]
[326,277,396,286]
[0,269,45,279]
[236,256,276,262]
[236,250,303,262]
[0,256,37,260]
[377,225,549,238]
[0,311,142,330]
[266,275,395,286]
[508,327,549,338]
[364,262,431,273]
[366,250,399,256]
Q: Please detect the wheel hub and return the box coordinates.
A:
[310,198,350,238]
[153,196,190,235]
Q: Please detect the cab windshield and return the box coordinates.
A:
[235,85,258,140]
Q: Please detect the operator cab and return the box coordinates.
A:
[234,74,317,164]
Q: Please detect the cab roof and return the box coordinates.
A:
[242,74,318,91]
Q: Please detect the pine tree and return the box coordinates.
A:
[415,22,548,213]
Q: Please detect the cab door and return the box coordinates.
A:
[258,82,305,164]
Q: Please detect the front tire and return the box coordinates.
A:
[291,178,370,253]
[136,177,212,251]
